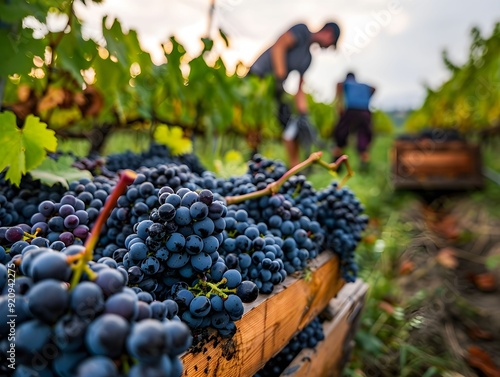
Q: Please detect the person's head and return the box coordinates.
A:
[346,72,356,80]
[314,22,341,48]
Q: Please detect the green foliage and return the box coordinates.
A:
[0,111,57,185]
[153,124,192,155]
[57,20,97,86]
[373,110,395,135]
[485,254,500,270]
[307,96,337,139]
[405,23,500,133]
[30,155,92,188]
[0,0,395,161]
[0,1,48,76]
[213,150,248,179]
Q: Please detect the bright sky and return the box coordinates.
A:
[76,0,500,110]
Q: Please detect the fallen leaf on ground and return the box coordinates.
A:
[399,259,415,275]
[363,234,377,245]
[469,272,497,293]
[378,301,395,315]
[427,214,461,240]
[436,247,459,269]
[466,345,500,377]
[467,325,494,341]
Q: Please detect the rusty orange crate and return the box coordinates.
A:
[391,139,483,190]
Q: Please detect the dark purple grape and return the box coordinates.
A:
[59,204,75,217]
[198,189,214,205]
[126,319,166,363]
[60,195,77,207]
[30,250,71,282]
[85,314,129,359]
[27,279,69,323]
[64,214,80,230]
[59,231,75,246]
[38,200,56,217]
[236,281,259,303]
[5,226,24,242]
[73,225,89,239]
[31,222,48,235]
[48,216,65,232]
[157,203,176,222]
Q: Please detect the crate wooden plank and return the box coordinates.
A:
[280,279,368,377]
[181,251,344,377]
[391,140,483,190]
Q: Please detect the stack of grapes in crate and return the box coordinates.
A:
[0,149,368,376]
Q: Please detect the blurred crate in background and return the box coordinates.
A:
[391,139,484,191]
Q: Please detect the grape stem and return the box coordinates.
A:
[22,227,41,241]
[225,152,353,205]
[190,278,236,299]
[69,169,137,289]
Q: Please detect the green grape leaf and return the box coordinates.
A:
[0,28,47,76]
[30,155,92,188]
[103,17,129,67]
[123,29,151,71]
[153,124,192,155]
[0,1,47,23]
[0,111,57,185]
[213,150,247,178]
[218,28,229,47]
[57,21,97,85]
[201,37,214,52]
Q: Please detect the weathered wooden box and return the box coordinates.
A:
[391,139,483,191]
[181,251,366,377]
[281,279,368,377]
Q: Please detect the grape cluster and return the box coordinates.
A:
[279,174,319,220]
[254,316,325,377]
[247,154,288,182]
[0,177,117,267]
[218,209,287,294]
[194,156,365,282]
[0,146,368,376]
[317,183,369,282]
[118,186,258,336]
[253,194,324,274]
[0,174,65,227]
[30,194,93,247]
[222,193,322,276]
[104,143,206,175]
[194,171,322,278]
[0,244,192,377]
[96,164,200,258]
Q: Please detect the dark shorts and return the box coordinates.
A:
[277,99,292,128]
[334,109,372,152]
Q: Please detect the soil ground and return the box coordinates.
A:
[397,194,500,377]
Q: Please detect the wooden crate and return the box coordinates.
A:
[181,251,345,377]
[281,279,368,377]
[391,139,483,190]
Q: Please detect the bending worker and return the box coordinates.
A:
[249,22,341,167]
